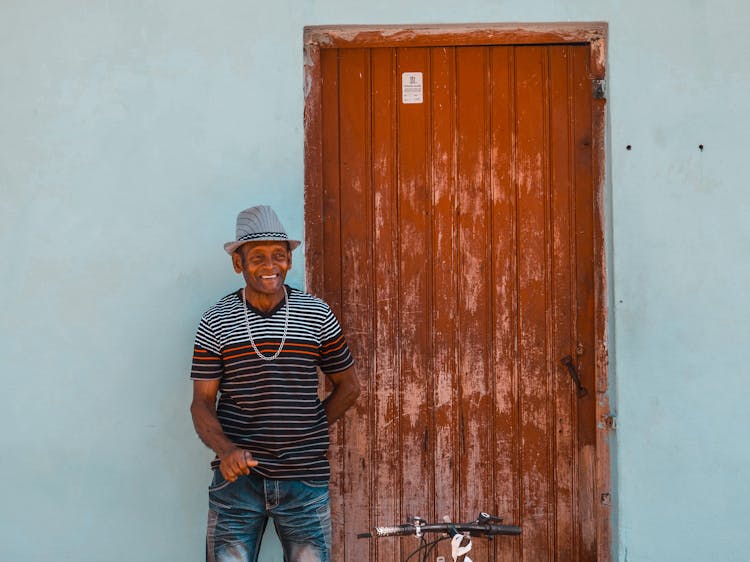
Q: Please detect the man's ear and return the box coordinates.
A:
[232,250,243,273]
[287,250,292,270]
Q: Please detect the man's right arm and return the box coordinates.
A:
[190,379,258,482]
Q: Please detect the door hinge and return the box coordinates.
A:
[592,79,606,100]
[600,414,616,430]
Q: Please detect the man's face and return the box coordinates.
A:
[232,241,292,297]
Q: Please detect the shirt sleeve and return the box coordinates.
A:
[190,315,224,380]
[319,305,355,375]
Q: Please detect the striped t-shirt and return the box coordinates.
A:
[190,286,355,480]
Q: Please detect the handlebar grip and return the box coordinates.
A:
[487,524,522,536]
[358,525,417,537]
[373,525,413,537]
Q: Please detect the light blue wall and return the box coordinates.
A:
[1,1,748,561]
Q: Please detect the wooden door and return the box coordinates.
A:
[304,24,610,562]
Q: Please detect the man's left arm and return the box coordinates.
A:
[323,366,360,425]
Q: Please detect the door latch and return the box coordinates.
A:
[560,355,588,398]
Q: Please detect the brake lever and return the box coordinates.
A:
[477,512,504,524]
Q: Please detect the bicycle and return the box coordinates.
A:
[357,512,521,562]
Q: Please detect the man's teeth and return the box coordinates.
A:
[261,275,278,279]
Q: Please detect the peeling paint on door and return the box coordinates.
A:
[305,24,609,562]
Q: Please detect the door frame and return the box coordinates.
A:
[302,22,611,561]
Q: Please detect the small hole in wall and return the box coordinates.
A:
[699,144,704,151]
[626,145,632,151]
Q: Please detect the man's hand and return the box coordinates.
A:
[191,379,259,482]
[218,446,259,482]
[323,366,360,425]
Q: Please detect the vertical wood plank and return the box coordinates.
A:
[320,49,342,313]
[319,47,345,561]
[395,47,434,542]
[514,45,552,562]
[371,46,402,562]
[548,44,576,562]
[304,43,324,295]
[430,44,458,562]
[337,47,373,562]
[490,44,521,562]
[571,44,597,562]
[455,45,494,562]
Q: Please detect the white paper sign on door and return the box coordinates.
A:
[402,72,423,104]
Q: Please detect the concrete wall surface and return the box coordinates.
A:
[1,0,748,561]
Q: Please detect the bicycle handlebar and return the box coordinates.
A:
[357,521,521,539]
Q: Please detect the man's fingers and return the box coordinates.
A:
[242,450,259,468]
[221,461,241,482]
[219,449,258,482]
[225,464,239,481]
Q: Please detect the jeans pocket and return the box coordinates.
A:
[208,470,233,494]
[209,489,233,511]
[300,488,329,509]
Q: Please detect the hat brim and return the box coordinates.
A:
[224,238,301,255]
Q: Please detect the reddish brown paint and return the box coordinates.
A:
[317,46,345,558]
[490,45,520,562]
[304,24,610,562]
[371,46,402,562]
[430,46,458,545]
[548,45,576,562]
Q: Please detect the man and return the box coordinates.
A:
[190,205,360,562]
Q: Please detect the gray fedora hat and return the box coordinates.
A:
[224,205,302,254]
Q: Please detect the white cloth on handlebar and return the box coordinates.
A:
[451,533,472,562]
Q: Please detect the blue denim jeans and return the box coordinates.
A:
[206,470,331,562]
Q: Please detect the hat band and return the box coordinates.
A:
[238,231,289,242]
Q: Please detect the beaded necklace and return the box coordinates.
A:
[241,286,289,361]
